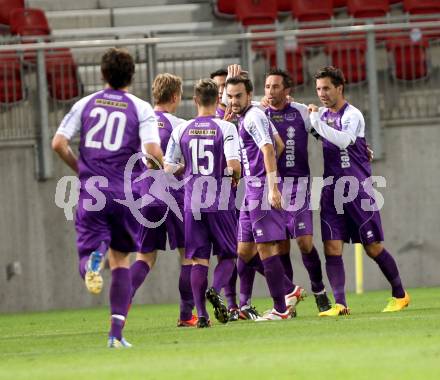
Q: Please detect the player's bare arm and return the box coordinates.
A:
[273,132,285,158]
[52,134,79,173]
[226,159,241,187]
[144,142,164,169]
[261,143,282,210]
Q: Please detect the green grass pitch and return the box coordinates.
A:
[1,287,439,380]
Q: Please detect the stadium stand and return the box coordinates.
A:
[0,50,24,103]
[325,39,367,83]
[236,0,278,27]
[0,0,24,26]
[347,0,390,19]
[291,0,333,23]
[45,48,81,101]
[213,0,235,19]
[9,8,51,37]
[403,0,440,15]
[334,0,348,8]
[276,0,291,14]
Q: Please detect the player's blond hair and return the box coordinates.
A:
[152,73,182,105]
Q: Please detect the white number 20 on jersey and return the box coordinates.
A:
[188,139,214,175]
[85,107,127,151]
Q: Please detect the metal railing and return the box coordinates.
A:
[0,20,439,179]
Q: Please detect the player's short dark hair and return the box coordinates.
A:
[101,48,135,90]
[194,78,218,106]
[225,76,253,94]
[314,66,346,90]
[210,68,227,79]
[265,68,294,90]
[152,73,182,105]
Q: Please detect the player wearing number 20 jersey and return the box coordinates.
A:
[53,48,161,347]
[56,87,160,259]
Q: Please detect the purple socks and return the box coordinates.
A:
[109,267,131,340]
[325,255,347,307]
[179,264,194,321]
[373,249,405,298]
[129,260,151,300]
[191,264,209,319]
[262,255,287,313]
[301,247,325,293]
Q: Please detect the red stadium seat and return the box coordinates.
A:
[0,0,24,25]
[267,47,305,86]
[403,0,440,15]
[334,0,348,8]
[214,0,235,18]
[277,0,291,13]
[386,36,429,80]
[325,39,367,83]
[292,0,333,47]
[9,8,50,37]
[403,0,440,40]
[0,51,24,103]
[292,0,333,22]
[45,49,81,101]
[347,0,389,19]
[236,0,278,26]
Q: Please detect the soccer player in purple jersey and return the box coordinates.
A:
[308,66,410,316]
[127,73,198,327]
[210,68,242,321]
[52,48,163,347]
[165,79,241,328]
[210,68,228,120]
[226,75,295,321]
[263,68,332,313]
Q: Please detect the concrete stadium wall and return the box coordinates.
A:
[0,121,439,313]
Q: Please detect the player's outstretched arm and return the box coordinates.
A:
[52,134,78,173]
[308,104,356,149]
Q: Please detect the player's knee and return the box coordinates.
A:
[364,242,383,258]
[136,251,157,268]
[296,236,313,253]
[324,241,342,256]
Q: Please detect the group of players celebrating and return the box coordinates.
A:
[52,48,410,348]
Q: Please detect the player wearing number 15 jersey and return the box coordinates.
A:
[165,79,241,327]
[52,48,162,347]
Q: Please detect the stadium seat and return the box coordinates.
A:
[386,36,429,80]
[236,0,278,26]
[347,0,389,19]
[403,0,440,40]
[403,0,440,15]
[213,0,235,18]
[291,0,333,22]
[0,51,24,103]
[267,48,305,86]
[334,0,348,8]
[0,0,24,25]
[9,8,50,37]
[277,0,291,13]
[45,49,81,101]
[325,39,367,83]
